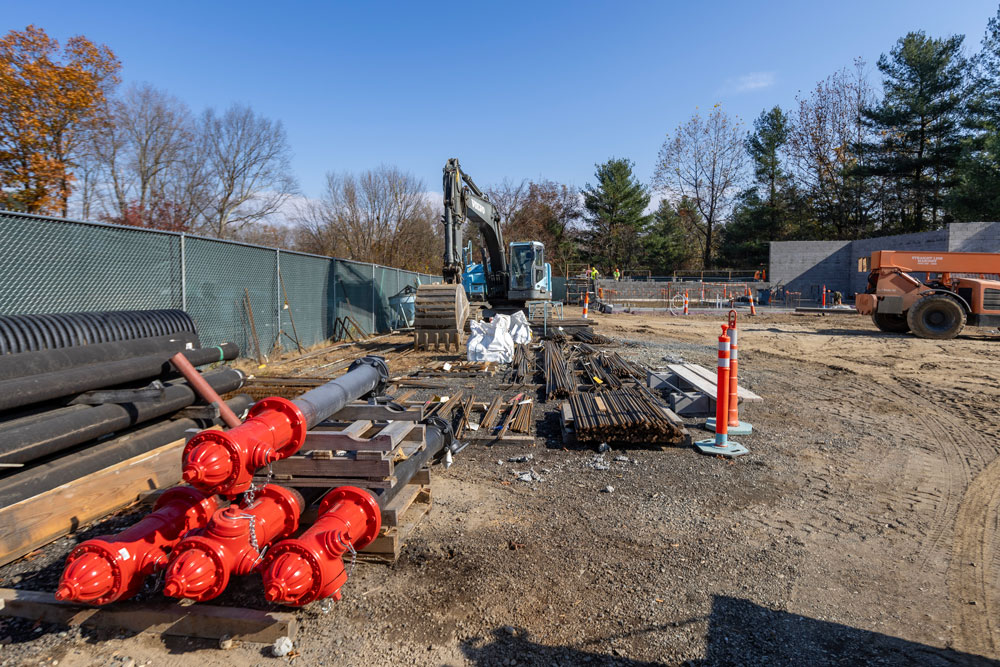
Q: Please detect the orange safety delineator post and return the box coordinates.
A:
[822,285,827,308]
[683,291,689,315]
[695,324,749,457]
[582,291,589,319]
[598,287,603,300]
[748,288,756,316]
[706,311,752,436]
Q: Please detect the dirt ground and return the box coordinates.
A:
[3,307,1000,666]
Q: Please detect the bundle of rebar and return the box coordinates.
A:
[567,327,612,345]
[544,341,577,399]
[580,353,623,390]
[602,351,647,380]
[480,396,504,431]
[567,385,685,444]
[508,400,533,433]
[504,344,535,385]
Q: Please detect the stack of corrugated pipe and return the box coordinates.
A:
[0,309,250,508]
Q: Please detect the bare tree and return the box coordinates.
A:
[653,105,747,268]
[296,165,441,272]
[81,84,206,229]
[199,104,297,238]
[484,177,528,238]
[787,59,882,238]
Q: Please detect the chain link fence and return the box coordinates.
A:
[0,211,440,357]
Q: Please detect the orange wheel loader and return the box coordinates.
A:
[855,251,1000,339]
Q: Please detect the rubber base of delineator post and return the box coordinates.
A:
[704,417,753,435]
[694,439,749,458]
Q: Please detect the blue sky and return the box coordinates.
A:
[4,1,1000,198]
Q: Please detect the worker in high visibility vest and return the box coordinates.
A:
[613,267,621,281]
[590,266,599,280]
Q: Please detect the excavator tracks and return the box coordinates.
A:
[413,283,470,351]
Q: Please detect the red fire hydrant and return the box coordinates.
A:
[55,486,218,605]
[162,484,302,602]
[262,486,381,606]
[182,396,307,497]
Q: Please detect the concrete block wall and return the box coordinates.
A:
[768,240,852,298]
[769,222,999,301]
[948,221,1000,252]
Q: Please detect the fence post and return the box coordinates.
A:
[371,263,376,334]
[331,259,337,340]
[275,249,281,352]
[180,233,186,311]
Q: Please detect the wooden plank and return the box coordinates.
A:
[267,453,392,478]
[360,489,432,562]
[684,363,763,402]
[254,476,397,489]
[0,430,206,568]
[378,482,425,526]
[327,404,423,421]
[303,421,417,453]
[0,588,295,643]
[666,363,719,397]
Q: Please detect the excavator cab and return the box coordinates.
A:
[507,241,552,301]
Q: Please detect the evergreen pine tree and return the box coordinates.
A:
[863,31,968,231]
[581,158,652,271]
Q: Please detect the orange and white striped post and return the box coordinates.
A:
[696,323,749,457]
[708,311,752,435]
[683,291,689,316]
[582,291,589,319]
[821,285,826,308]
[748,288,756,316]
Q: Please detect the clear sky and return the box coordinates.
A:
[4,1,1000,199]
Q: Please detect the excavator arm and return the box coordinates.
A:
[442,158,508,299]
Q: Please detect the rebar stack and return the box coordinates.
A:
[567,386,685,444]
[567,327,612,345]
[504,344,535,385]
[544,341,577,399]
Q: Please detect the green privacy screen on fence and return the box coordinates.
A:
[0,211,440,357]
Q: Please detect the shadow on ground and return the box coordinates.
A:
[460,596,999,666]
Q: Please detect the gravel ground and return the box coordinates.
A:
[2,308,999,666]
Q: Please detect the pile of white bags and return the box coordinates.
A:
[509,310,532,345]
[467,314,515,362]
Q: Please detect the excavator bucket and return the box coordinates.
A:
[413,283,470,351]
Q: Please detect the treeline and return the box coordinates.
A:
[595,7,1000,271]
[7,9,1000,277]
[0,25,442,272]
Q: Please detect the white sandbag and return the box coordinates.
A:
[509,310,532,344]
[467,314,515,363]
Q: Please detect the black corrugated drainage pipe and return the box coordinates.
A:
[0,368,245,465]
[0,310,198,354]
[0,343,239,412]
[0,333,199,381]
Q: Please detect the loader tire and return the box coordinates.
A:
[907,295,966,340]
[871,312,910,334]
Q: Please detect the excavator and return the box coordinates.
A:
[856,250,1000,339]
[412,158,551,350]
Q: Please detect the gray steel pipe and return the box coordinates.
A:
[375,415,452,509]
[0,368,244,465]
[292,356,390,428]
[0,343,239,413]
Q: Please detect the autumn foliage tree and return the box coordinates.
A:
[0,25,119,215]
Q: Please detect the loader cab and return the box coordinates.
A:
[508,241,552,301]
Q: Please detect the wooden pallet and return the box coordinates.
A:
[254,420,427,489]
[359,483,433,563]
